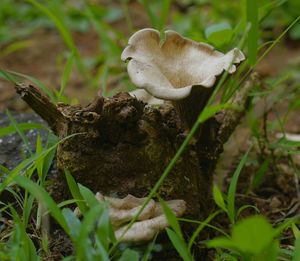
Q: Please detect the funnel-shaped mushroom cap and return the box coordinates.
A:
[122,28,245,101]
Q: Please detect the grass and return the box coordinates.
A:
[0,0,300,260]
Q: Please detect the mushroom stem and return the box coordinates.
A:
[172,86,214,130]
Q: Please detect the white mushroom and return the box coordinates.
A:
[74,193,186,243]
[276,133,300,142]
[122,28,245,128]
[129,89,164,105]
[114,198,186,243]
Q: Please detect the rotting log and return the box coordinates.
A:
[15,77,254,220]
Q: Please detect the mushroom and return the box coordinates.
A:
[122,28,245,128]
[276,132,300,142]
[74,193,186,243]
[129,89,164,105]
[114,199,186,243]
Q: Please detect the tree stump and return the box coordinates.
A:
[15,79,253,220]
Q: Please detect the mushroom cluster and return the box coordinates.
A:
[123,28,245,128]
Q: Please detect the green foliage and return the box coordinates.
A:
[159,198,193,261]
[205,22,233,47]
[58,51,75,101]
[227,146,252,224]
[0,69,56,102]
[0,40,34,58]
[213,184,227,213]
[65,170,88,214]
[139,0,171,31]
[292,236,300,261]
[15,175,69,232]
[119,249,139,261]
[3,172,118,260]
[250,158,269,190]
[0,207,40,261]
[159,198,184,240]
[212,146,253,224]
[166,228,193,261]
[187,211,221,251]
[207,215,279,260]
[246,0,259,66]
[6,110,33,156]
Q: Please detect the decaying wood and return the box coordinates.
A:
[15,84,65,133]
[15,78,254,219]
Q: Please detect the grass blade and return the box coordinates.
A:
[78,183,99,208]
[237,205,260,218]
[35,134,44,180]
[59,52,75,100]
[227,145,252,224]
[0,69,19,84]
[76,205,104,260]
[140,0,158,29]
[159,197,183,240]
[0,133,81,192]
[6,109,33,156]
[246,0,258,66]
[96,207,115,250]
[0,40,33,58]
[292,223,300,238]
[23,193,35,227]
[119,249,139,261]
[213,184,227,213]
[0,165,10,175]
[0,144,54,191]
[62,208,81,240]
[0,123,47,138]
[42,133,58,180]
[188,210,221,251]
[14,175,69,233]
[65,170,87,214]
[85,5,122,57]
[158,0,171,31]
[251,158,269,190]
[2,69,56,101]
[141,235,158,261]
[166,228,193,261]
[26,0,74,49]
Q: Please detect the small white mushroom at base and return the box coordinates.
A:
[115,199,186,243]
[115,215,168,242]
[129,89,165,105]
[74,193,187,243]
[95,193,157,227]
